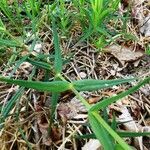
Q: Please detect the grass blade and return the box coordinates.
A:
[75,131,150,139]
[26,58,52,71]
[18,128,32,150]
[90,77,150,111]
[1,87,24,120]
[0,39,21,47]
[9,55,29,77]
[73,78,136,91]
[88,112,114,150]
[118,131,150,137]
[50,93,59,121]
[0,77,71,93]
[91,111,132,150]
[52,16,62,74]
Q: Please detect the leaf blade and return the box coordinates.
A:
[0,77,71,93]
[0,39,21,47]
[88,112,114,150]
[73,78,136,91]
[52,16,62,74]
[90,77,150,111]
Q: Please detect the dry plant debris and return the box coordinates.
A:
[104,44,144,66]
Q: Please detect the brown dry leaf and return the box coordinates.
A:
[105,44,144,66]
[118,106,139,131]
[117,106,144,150]
[58,93,88,120]
[140,15,150,37]
[37,115,52,146]
[51,126,62,142]
[88,96,101,104]
[58,102,78,120]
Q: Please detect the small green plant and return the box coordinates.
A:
[0,16,150,149]
[73,0,120,44]
[0,1,150,149]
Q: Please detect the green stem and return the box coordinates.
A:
[58,74,91,110]
[71,87,91,110]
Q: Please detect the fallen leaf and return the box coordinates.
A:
[58,93,88,120]
[117,106,143,150]
[140,16,150,37]
[105,44,144,66]
[37,115,52,146]
[88,96,101,104]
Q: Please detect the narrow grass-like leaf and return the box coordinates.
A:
[1,87,24,120]
[0,39,21,47]
[0,77,71,93]
[77,26,94,44]
[111,114,117,131]
[0,67,36,127]
[88,112,114,150]
[50,15,63,125]
[91,111,132,150]
[115,144,124,150]
[75,131,150,139]
[75,133,96,139]
[90,77,150,111]
[73,78,136,91]
[52,16,62,74]
[9,55,29,77]
[0,1,21,32]
[26,58,52,71]
[18,128,32,150]
[50,93,59,121]
[118,131,150,137]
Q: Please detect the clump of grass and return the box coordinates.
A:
[72,0,120,47]
[0,1,150,150]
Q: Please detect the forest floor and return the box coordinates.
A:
[0,0,150,150]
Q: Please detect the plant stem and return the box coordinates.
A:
[71,87,91,110]
[58,74,91,110]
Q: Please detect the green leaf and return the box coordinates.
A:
[26,58,52,71]
[88,112,114,150]
[91,111,132,150]
[9,55,29,77]
[52,15,62,74]
[0,39,21,47]
[50,16,63,124]
[73,78,136,91]
[18,128,32,150]
[75,131,150,139]
[0,77,71,93]
[118,131,150,137]
[111,114,117,131]
[50,93,60,121]
[75,133,96,139]
[114,144,124,150]
[145,45,150,55]
[90,77,150,111]
[1,87,24,120]
[0,18,5,29]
